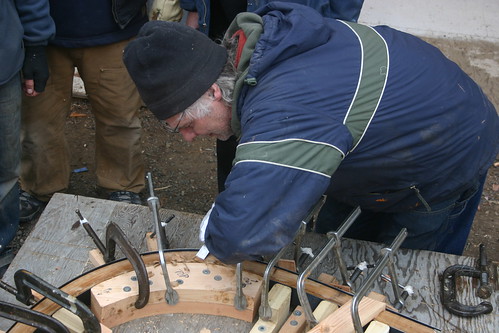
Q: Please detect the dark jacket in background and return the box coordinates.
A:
[49,0,148,48]
[0,0,55,85]
[179,0,364,35]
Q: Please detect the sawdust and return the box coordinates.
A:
[12,37,499,264]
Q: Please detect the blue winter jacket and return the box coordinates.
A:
[0,0,55,85]
[179,0,364,35]
[204,3,499,264]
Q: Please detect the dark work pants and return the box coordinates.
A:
[315,174,487,255]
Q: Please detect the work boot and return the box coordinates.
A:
[19,190,47,222]
[108,191,142,205]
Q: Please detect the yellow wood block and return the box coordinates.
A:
[365,320,390,333]
[250,284,292,333]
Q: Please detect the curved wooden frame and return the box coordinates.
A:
[8,250,435,333]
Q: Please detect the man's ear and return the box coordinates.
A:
[210,83,223,101]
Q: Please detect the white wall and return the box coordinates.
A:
[358,0,499,42]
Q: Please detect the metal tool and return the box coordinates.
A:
[380,273,414,311]
[234,262,248,310]
[441,264,493,317]
[74,209,150,309]
[259,245,289,320]
[476,243,492,299]
[13,269,101,332]
[146,172,179,305]
[351,228,407,333]
[75,209,106,255]
[327,207,362,289]
[0,300,69,333]
[293,196,326,272]
[258,198,328,321]
[297,206,361,326]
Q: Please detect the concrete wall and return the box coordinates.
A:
[358,0,499,42]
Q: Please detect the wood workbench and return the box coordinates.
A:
[0,193,497,332]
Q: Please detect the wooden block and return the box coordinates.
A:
[91,262,263,328]
[89,249,105,267]
[317,273,340,286]
[52,307,112,333]
[308,297,386,333]
[313,300,338,322]
[317,273,352,293]
[277,259,297,272]
[146,232,158,251]
[278,305,307,333]
[250,284,292,333]
[365,320,390,333]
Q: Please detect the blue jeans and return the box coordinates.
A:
[0,74,21,253]
[315,175,486,255]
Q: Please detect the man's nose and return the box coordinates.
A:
[180,128,197,142]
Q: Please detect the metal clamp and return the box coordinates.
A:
[74,210,150,309]
[351,228,407,333]
[441,264,493,317]
[293,196,326,272]
[14,269,101,333]
[104,222,150,309]
[147,172,179,305]
[0,300,70,333]
[297,206,361,326]
[234,262,248,310]
[258,198,327,321]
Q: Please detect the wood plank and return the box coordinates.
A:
[308,298,386,333]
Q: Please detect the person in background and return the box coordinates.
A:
[123,3,498,264]
[0,0,55,271]
[181,0,365,192]
[19,0,149,222]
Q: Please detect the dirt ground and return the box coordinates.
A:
[14,37,499,263]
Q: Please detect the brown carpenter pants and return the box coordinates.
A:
[21,40,145,201]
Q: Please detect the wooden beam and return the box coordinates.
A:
[91,261,263,328]
[307,297,386,333]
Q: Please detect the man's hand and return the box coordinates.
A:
[22,45,49,96]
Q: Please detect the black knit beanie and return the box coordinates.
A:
[123,21,228,120]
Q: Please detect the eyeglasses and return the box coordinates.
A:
[164,112,185,133]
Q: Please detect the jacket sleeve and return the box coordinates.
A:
[203,102,351,264]
[15,0,55,46]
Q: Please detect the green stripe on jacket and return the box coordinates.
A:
[340,21,389,150]
[234,139,344,177]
